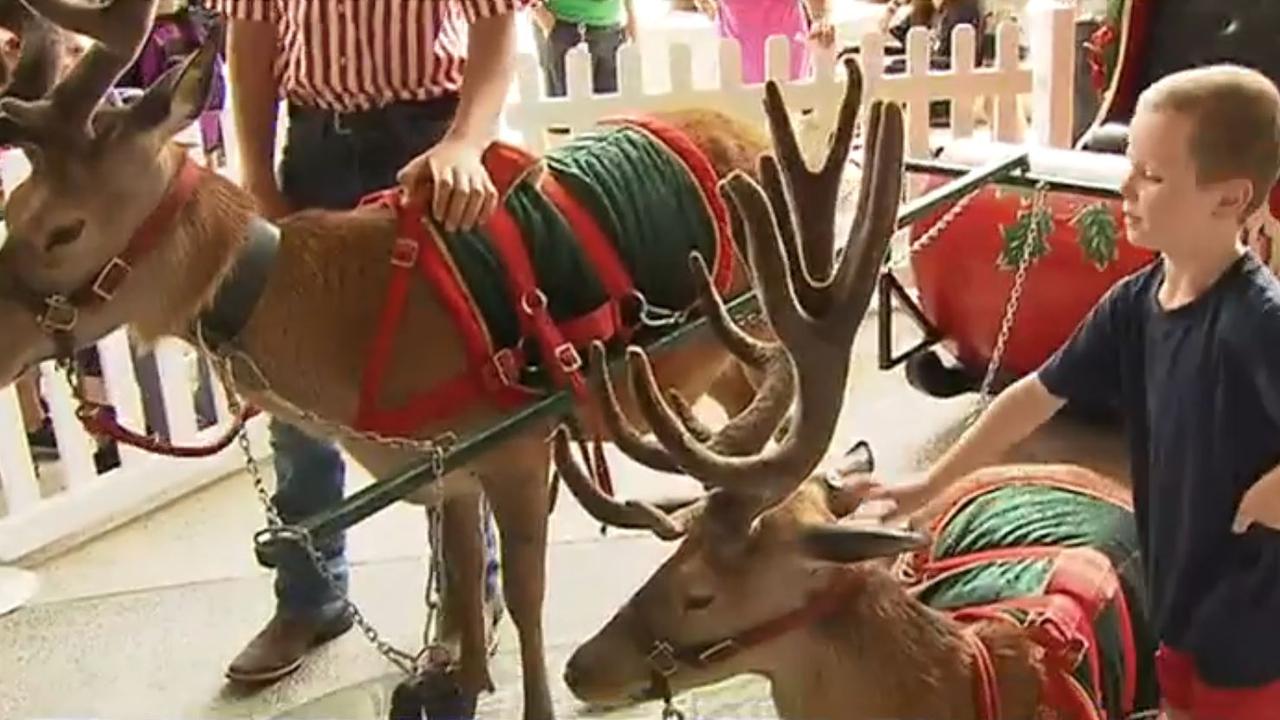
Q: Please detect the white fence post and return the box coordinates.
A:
[1027,0,1076,148]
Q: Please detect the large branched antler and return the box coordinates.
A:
[0,0,159,148]
[0,1,63,146]
[553,56,905,537]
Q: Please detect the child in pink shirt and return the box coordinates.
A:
[694,0,833,84]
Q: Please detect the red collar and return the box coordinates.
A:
[645,572,862,678]
[35,154,205,335]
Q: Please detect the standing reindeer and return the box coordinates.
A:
[0,0,840,718]
[556,71,1159,720]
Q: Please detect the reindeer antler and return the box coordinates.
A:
[0,2,64,146]
[0,0,159,148]
[553,57,905,537]
[622,57,903,515]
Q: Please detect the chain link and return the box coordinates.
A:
[204,341,441,678]
[976,182,1048,409]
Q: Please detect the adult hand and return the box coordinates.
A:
[625,14,639,43]
[397,136,499,232]
[532,5,556,35]
[809,18,836,49]
[693,0,718,21]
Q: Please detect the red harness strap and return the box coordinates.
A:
[940,546,1136,720]
[353,122,736,438]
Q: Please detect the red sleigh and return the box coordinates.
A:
[885,0,1280,399]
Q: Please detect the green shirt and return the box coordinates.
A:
[547,0,625,26]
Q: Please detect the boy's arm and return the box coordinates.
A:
[397,0,538,231]
[1233,302,1280,534]
[864,280,1132,521]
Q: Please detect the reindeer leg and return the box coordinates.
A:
[481,439,555,720]
[437,494,493,696]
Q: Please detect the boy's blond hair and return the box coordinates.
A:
[1137,64,1280,217]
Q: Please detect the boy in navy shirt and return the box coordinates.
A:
[863,64,1280,718]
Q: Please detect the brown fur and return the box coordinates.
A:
[0,101,770,719]
[566,468,1129,719]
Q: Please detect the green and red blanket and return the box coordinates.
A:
[353,116,737,436]
[898,466,1160,719]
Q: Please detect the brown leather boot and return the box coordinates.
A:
[225,610,354,684]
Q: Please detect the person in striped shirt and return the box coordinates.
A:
[205,0,535,685]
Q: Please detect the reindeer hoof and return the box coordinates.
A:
[388,668,480,720]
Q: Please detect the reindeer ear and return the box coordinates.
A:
[126,26,222,137]
[800,524,928,565]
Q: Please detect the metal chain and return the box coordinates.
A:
[976,182,1048,409]
[222,374,423,677]
[199,341,436,678]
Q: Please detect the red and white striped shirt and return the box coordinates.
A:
[205,0,538,112]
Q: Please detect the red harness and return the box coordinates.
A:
[352,116,735,437]
[898,476,1143,720]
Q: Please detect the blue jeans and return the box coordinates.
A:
[536,19,625,97]
[270,97,501,620]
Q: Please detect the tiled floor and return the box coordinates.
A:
[0,311,1131,720]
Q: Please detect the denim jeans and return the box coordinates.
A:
[270,97,501,620]
[536,19,625,97]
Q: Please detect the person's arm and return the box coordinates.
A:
[1232,304,1280,533]
[397,0,536,231]
[204,1,287,218]
[866,279,1132,520]
[623,0,638,42]
[805,0,834,48]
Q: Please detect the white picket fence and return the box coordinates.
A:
[0,0,1076,564]
[0,128,272,564]
[504,0,1077,158]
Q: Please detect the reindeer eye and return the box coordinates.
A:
[684,593,715,613]
[46,220,85,251]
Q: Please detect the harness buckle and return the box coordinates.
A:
[646,640,679,677]
[554,342,583,374]
[520,289,548,316]
[491,348,520,388]
[696,639,737,665]
[40,294,78,332]
[91,257,132,301]
[390,237,419,268]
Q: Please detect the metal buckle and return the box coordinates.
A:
[491,348,519,388]
[520,289,548,316]
[646,640,679,677]
[91,257,131,301]
[40,294,78,332]
[696,639,737,665]
[390,237,419,268]
[554,342,582,374]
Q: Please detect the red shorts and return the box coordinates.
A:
[1157,644,1280,719]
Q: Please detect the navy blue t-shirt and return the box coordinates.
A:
[1039,251,1280,688]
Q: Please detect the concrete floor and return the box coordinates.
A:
[0,310,1132,720]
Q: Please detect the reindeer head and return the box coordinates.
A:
[556,59,928,707]
[0,0,221,385]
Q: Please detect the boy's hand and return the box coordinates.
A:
[1233,471,1280,533]
[841,473,939,525]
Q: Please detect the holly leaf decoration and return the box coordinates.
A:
[999,206,1053,270]
[1072,202,1118,269]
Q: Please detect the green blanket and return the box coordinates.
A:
[910,474,1159,717]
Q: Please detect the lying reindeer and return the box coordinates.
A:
[0,1,879,717]
[555,74,1161,720]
